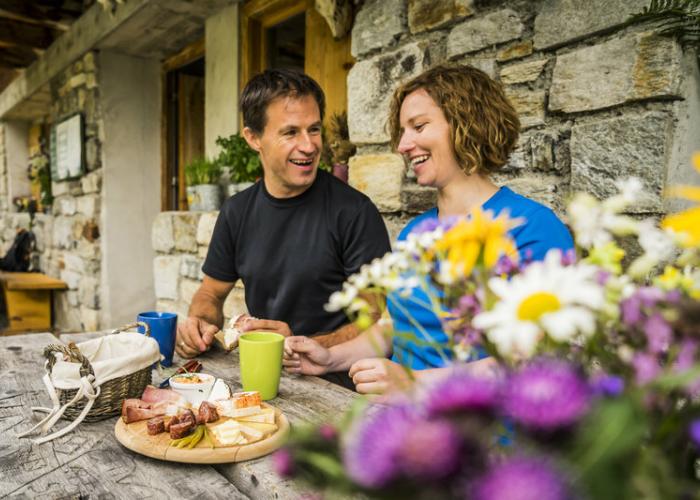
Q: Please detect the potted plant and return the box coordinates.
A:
[215,134,263,197]
[184,157,223,211]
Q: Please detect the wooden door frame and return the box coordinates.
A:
[240,0,309,94]
[160,38,205,211]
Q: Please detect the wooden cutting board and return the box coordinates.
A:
[114,405,290,464]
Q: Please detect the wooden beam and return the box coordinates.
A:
[0,18,60,50]
[0,46,38,68]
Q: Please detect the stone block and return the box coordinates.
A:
[408,0,474,34]
[530,131,558,172]
[86,73,97,90]
[173,213,199,253]
[154,255,181,300]
[196,212,218,245]
[79,276,100,309]
[76,240,100,260]
[54,293,82,332]
[198,246,209,259]
[152,212,175,253]
[81,171,102,194]
[180,255,203,280]
[549,33,683,114]
[52,180,82,197]
[76,194,99,218]
[401,183,437,213]
[179,278,201,306]
[500,59,548,85]
[505,88,545,129]
[67,290,79,307]
[85,138,101,171]
[60,269,82,290]
[382,214,415,245]
[447,9,524,59]
[53,216,74,249]
[56,196,77,216]
[349,153,405,212]
[9,213,31,230]
[497,40,533,62]
[348,42,429,144]
[351,0,406,57]
[80,306,100,331]
[223,286,247,318]
[534,0,649,50]
[63,254,85,273]
[570,112,671,213]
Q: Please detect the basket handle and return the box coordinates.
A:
[44,342,94,378]
[110,321,150,337]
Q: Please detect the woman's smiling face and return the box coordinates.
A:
[397,88,463,189]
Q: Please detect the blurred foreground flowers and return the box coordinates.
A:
[279,158,700,499]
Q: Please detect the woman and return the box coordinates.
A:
[283,64,573,394]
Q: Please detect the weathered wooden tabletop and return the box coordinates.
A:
[0,331,358,499]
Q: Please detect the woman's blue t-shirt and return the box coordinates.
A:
[389,186,574,370]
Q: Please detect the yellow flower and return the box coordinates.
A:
[662,153,700,248]
[583,241,625,274]
[433,207,522,278]
[654,265,700,299]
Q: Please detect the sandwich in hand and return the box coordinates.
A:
[214,313,257,351]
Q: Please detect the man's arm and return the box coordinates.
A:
[176,275,236,358]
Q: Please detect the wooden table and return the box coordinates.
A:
[0,331,358,498]
[0,272,67,334]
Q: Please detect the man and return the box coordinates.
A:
[176,69,391,387]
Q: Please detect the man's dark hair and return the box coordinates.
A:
[240,68,325,135]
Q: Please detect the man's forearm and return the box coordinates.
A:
[313,323,361,348]
[188,288,225,329]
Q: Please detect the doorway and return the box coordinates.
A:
[162,41,205,211]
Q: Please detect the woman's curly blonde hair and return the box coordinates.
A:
[388,64,520,176]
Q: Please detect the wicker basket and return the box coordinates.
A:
[43,322,154,422]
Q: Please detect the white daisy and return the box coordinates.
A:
[473,250,606,358]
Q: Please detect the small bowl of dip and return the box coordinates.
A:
[169,373,216,406]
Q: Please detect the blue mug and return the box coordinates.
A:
[137,311,177,367]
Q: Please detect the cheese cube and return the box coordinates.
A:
[236,407,276,424]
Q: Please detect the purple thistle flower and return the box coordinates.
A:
[632,352,661,385]
[637,286,665,307]
[272,448,295,478]
[494,255,520,276]
[502,359,591,431]
[343,405,417,489]
[425,372,501,417]
[596,270,611,286]
[621,295,643,326]
[644,313,672,354]
[318,423,337,442]
[690,420,700,447]
[473,456,569,500]
[561,248,577,266]
[674,340,698,373]
[591,374,625,397]
[398,419,461,480]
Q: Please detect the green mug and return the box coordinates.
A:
[239,331,285,400]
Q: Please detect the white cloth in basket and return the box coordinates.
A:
[50,332,161,389]
[17,331,162,444]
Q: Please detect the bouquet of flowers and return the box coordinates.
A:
[275,156,700,499]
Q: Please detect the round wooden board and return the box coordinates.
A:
[114,405,290,464]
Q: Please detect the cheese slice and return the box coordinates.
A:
[236,407,276,424]
[232,420,277,437]
[238,422,265,442]
[215,400,262,418]
[210,420,247,446]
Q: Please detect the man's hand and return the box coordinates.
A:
[348,358,414,395]
[283,336,332,376]
[240,318,293,338]
[176,316,219,358]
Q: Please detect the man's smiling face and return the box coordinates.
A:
[244,94,322,198]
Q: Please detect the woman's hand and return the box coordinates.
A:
[283,336,332,376]
[348,358,414,395]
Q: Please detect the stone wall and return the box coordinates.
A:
[151,211,247,324]
[0,51,104,331]
[346,0,697,229]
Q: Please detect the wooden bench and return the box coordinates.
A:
[0,272,67,335]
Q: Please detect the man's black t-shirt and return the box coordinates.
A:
[202,170,391,336]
